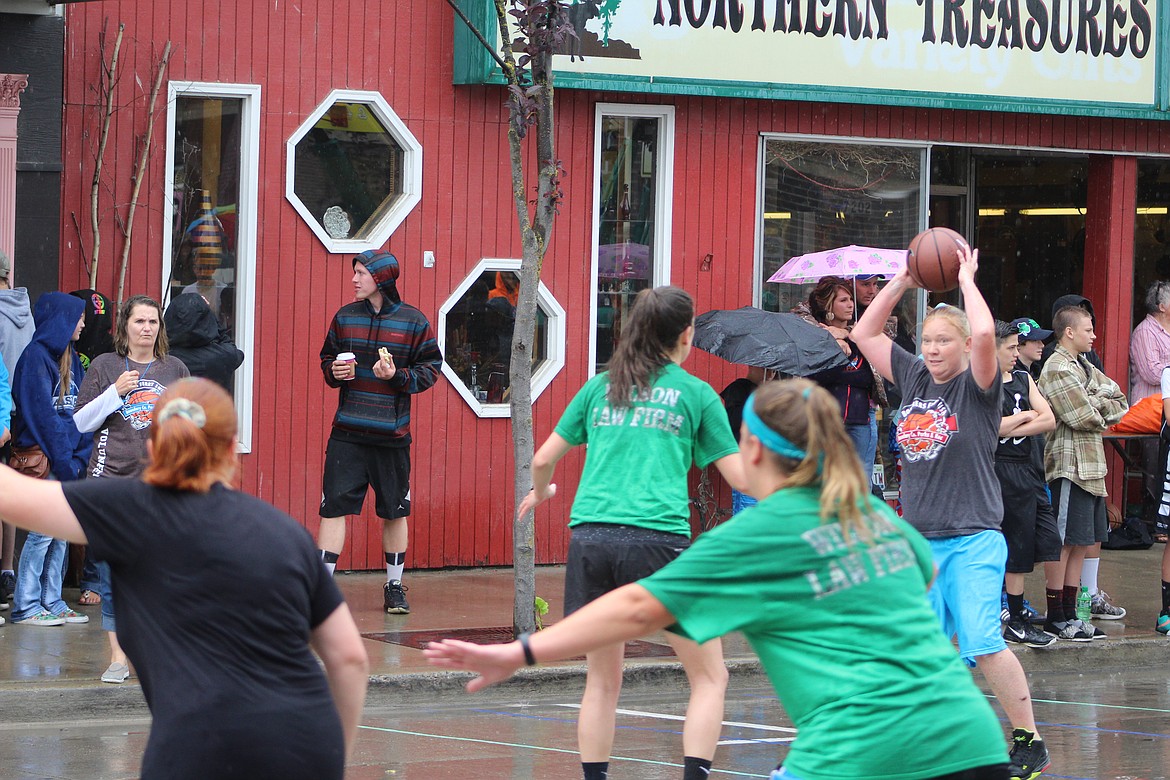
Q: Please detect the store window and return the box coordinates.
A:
[162,82,260,451]
[286,90,422,253]
[759,138,926,325]
[970,150,1088,322]
[438,259,566,418]
[592,105,675,374]
[1132,160,1170,328]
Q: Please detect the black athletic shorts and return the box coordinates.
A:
[319,438,411,520]
[995,459,1062,573]
[1050,477,1108,546]
[563,523,689,616]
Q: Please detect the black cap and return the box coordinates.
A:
[1010,317,1053,342]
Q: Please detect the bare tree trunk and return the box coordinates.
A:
[90,20,124,290]
[117,41,172,307]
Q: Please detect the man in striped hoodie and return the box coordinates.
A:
[318,250,442,614]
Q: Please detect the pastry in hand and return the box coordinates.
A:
[379,347,392,364]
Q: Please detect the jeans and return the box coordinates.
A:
[95,560,116,632]
[11,532,68,621]
[80,546,101,593]
[731,489,758,515]
[846,413,878,486]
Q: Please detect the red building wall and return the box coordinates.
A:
[60,1,1170,570]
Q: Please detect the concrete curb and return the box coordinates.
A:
[0,642,1165,726]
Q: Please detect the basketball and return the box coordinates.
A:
[907,227,966,292]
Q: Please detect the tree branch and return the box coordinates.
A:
[90,19,124,289]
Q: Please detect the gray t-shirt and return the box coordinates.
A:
[77,353,189,478]
[890,345,1003,538]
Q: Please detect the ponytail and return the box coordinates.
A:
[606,286,694,407]
[748,379,873,541]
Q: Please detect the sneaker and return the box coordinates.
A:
[1043,619,1092,642]
[383,580,410,614]
[1000,596,1042,624]
[58,608,89,624]
[1007,728,1051,779]
[101,662,130,684]
[1156,611,1170,635]
[1003,618,1056,648]
[0,615,5,626]
[1089,590,1126,620]
[12,610,66,627]
[1073,618,1107,640]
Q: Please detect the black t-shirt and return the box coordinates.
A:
[62,479,347,780]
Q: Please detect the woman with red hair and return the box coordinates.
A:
[0,378,368,780]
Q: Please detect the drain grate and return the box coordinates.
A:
[364,626,676,659]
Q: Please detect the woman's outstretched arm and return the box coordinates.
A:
[0,465,87,543]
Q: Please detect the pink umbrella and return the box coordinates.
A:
[767,245,908,284]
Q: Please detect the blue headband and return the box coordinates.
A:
[743,392,808,461]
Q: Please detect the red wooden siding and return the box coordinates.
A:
[60,1,1170,570]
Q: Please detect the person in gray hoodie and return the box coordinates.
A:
[0,248,35,607]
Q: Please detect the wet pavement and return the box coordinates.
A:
[0,546,1168,777]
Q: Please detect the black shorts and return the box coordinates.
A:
[563,523,689,616]
[1050,478,1108,546]
[319,438,411,520]
[995,460,1062,573]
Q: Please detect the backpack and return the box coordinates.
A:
[1102,513,1155,550]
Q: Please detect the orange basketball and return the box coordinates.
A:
[907,227,966,292]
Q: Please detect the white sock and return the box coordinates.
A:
[386,551,405,583]
[1081,558,1100,595]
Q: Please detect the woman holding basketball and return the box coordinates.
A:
[851,239,1050,780]
[0,378,368,779]
[511,286,743,780]
[428,378,1010,780]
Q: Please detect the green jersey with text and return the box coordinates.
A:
[642,487,1007,780]
[555,364,738,536]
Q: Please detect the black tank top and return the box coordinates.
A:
[996,370,1032,461]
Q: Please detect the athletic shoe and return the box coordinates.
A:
[1000,596,1042,624]
[1007,728,1051,779]
[101,662,130,684]
[1003,618,1056,648]
[1156,611,1170,635]
[1043,619,1092,642]
[0,615,5,626]
[1073,618,1107,640]
[1089,590,1126,620]
[384,580,410,614]
[58,608,89,624]
[12,610,66,627]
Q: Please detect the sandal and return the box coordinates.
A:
[78,589,102,606]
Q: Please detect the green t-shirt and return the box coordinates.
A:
[554,364,739,536]
[641,487,1008,780]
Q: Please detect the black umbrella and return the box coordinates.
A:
[692,307,849,377]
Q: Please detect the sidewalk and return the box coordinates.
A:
[1,548,1168,724]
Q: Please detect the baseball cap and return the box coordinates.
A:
[1010,317,1053,342]
[0,248,9,280]
[854,274,880,281]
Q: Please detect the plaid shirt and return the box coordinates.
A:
[1038,345,1129,496]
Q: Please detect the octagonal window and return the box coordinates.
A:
[439,259,566,418]
[286,89,422,252]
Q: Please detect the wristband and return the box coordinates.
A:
[518,632,537,666]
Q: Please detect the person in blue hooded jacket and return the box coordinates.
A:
[10,291,92,627]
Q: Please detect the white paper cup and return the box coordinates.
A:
[336,352,357,380]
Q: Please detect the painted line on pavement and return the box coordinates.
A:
[556,703,799,733]
[358,724,766,777]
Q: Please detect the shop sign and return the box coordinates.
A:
[455,0,1166,117]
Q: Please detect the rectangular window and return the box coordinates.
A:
[758,138,926,320]
[591,105,675,375]
[162,83,260,451]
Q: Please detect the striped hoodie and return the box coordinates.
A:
[320,251,442,445]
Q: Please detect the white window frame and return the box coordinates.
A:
[589,104,675,377]
[437,258,566,419]
[285,89,423,253]
[161,82,261,452]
